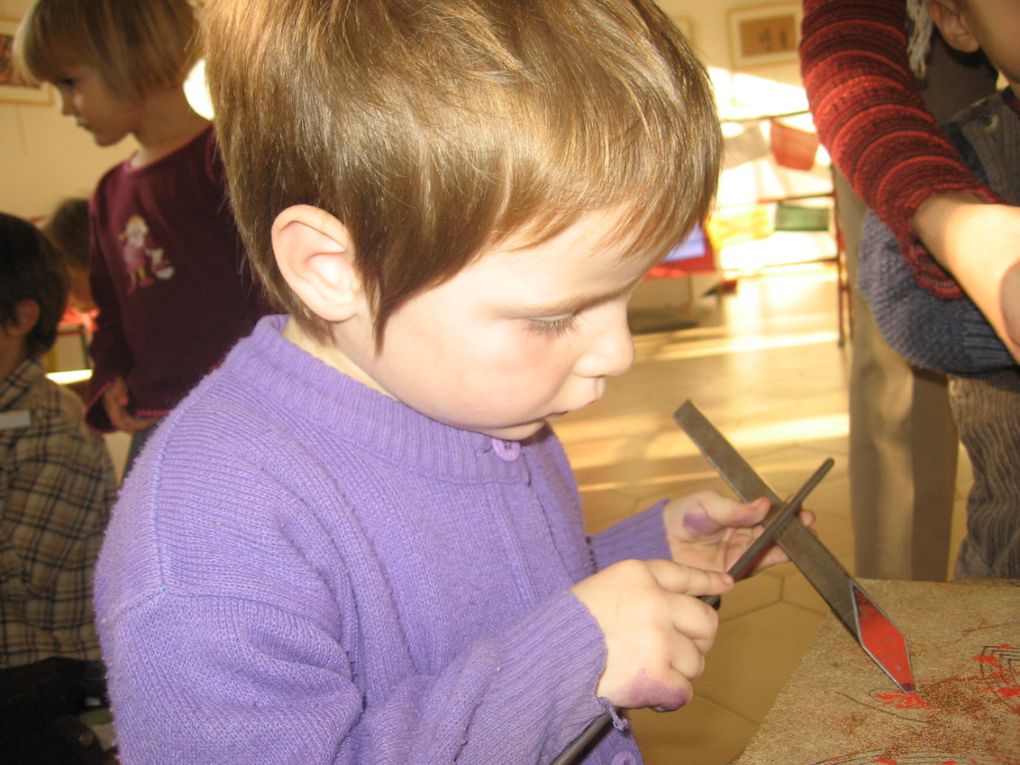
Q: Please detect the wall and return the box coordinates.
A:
[655,0,809,117]
[0,0,134,220]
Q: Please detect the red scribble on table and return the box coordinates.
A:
[874,690,929,710]
[973,643,1020,714]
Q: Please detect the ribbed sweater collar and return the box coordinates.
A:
[222,315,538,484]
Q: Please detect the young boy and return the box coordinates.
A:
[94,2,791,762]
[857,0,1020,577]
[0,211,116,760]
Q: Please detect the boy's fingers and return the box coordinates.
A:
[647,559,732,596]
[671,608,717,655]
[724,496,770,527]
[668,635,708,681]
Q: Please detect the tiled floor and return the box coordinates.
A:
[554,264,971,764]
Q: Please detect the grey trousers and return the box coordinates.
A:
[838,172,959,580]
[950,369,1020,578]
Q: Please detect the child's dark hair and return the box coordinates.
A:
[0,212,70,359]
[203,0,722,347]
[42,197,90,271]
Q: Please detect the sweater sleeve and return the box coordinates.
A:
[799,0,1000,298]
[98,584,608,764]
[589,500,671,570]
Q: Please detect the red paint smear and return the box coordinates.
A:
[997,685,1020,699]
[853,586,915,692]
[872,758,898,764]
[875,690,928,709]
[938,761,958,764]
[973,654,1000,665]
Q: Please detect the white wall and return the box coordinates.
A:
[656,0,809,118]
[1,0,135,220]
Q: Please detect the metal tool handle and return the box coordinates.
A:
[701,456,832,608]
[673,400,915,692]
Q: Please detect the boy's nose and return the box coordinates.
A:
[576,302,634,379]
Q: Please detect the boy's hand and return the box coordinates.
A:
[103,376,157,434]
[663,491,813,575]
[571,559,731,710]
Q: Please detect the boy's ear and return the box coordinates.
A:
[928,0,980,53]
[271,205,366,323]
[6,299,40,337]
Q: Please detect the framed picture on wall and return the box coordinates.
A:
[0,17,52,106]
[727,3,803,68]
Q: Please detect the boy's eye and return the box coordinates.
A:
[527,314,578,337]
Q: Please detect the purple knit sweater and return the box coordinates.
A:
[95,315,670,764]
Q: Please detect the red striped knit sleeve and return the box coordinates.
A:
[799,0,1000,297]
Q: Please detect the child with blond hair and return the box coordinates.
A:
[93,1,802,762]
[15,0,265,473]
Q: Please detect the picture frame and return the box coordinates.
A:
[727,3,803,68]
[0,17,52,106]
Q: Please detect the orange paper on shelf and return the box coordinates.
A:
[769,118,819,171]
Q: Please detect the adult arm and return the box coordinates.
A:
[800,0,1020,360]
[911,195,1020,360]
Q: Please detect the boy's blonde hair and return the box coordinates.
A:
[15,0,199,102]
[203,0,721,345]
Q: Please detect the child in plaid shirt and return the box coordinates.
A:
[0,211,117,762]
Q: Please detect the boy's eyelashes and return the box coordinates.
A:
[526,314,579,337]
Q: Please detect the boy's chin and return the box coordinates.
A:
[480,420,549,443]
[91,131,128,148]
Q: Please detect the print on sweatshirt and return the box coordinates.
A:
[119,214,174,292]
